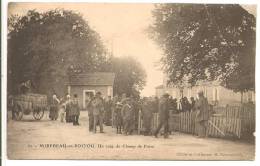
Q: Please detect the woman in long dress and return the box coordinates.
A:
[65,94,73,123]
[49,94,60,120]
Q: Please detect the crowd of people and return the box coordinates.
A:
[49,93,80,126]
[47,90,211,139]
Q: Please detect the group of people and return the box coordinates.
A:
[167,96,196,113]
[86,92,139,135]
[49,93,80,126]
[152,91,210,138]
[46,90,211,139]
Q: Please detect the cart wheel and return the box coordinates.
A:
[13,104,23,121]
[33,107,44,120]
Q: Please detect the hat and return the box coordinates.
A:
[96,91,102,95]
[163,93,170,97]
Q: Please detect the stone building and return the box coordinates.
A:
[155,74,255,106]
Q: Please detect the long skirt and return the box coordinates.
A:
[49,106,58,120]
[65,109,73,123]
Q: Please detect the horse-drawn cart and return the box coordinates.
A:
[12,93,48,120]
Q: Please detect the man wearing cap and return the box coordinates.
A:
[154,93,170,138]
[195,91,210,138]
[92,92,105,133]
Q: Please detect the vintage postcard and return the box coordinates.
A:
[5,2,256,160]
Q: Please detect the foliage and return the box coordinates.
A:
[149,4,255,92]
[8,9,107,96]
[105,56,147,97]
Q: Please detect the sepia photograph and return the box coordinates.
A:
[4,2,256,160]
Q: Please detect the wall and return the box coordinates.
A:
[155,88,164,97]
[157,83,255,106]
[69,85,112,109]
[176,85,255,106]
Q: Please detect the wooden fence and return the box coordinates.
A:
[138,104,255,139]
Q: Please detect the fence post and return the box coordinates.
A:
[138,109,141,135]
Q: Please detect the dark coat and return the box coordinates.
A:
[65,100,72,116]
[93,97,104,116]
[86,99,94,116]
[158,97,169,121]
[49,98,59,119]
[115,103,123,126]
[195,97,210,122]
[122,103,134,121]
[142,101,153,130]
[70,99,80,116]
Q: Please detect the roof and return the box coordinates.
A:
[68,72,115,86]
[155,85,164,89]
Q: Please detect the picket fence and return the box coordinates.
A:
[138,104,255,139]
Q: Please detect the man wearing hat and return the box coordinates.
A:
[195,91,210,138]
[122,98,134,135]
[154,93,170,138]
[92,92,105,133]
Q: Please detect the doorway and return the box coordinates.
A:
[83,90,95,109]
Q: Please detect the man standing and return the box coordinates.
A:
[111,95,119,128]
[190,97,196,112]
[154,93,170,138]
[71,94,80,126]
[115,101,123,134]
[195,91,210,138]
[86,93,94,132]
[142,97,153,136]
[122,98,134,135]
[92,92,105,133]
[104,96,113,126]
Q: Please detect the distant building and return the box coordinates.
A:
[155,85,164,98]
[155,74,255,106]
[67,72,115,109]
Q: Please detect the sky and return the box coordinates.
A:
[8,3,256,96]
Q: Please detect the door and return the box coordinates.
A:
[83,90,95,109]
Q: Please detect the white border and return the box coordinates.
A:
[1,0,259,166]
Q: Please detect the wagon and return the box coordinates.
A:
[12,93,48,120]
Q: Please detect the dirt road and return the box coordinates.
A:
[7,111,255,160]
